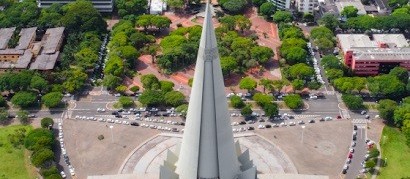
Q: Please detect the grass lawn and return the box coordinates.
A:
[379,126,410,179]
[0,125,37,179]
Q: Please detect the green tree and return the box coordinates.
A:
[17,110,29,124]
[0,96,6,107]
[176,104,188,117]
[377,99,398,123]
[283,47,308,65]
[103,74,122,90]
[393,104,410,127]
[41,117,54,128]
[138,90,165,106]
[388,0,409,9]
[160,81,175,92]
[30,76,49,94]
[367,75,406,99]
[239,77,257,92]
[341,6,359,18]
[63,68,88,93]
[292,79,304,90]
[220,56,238,76]
[116,0,147,17]
[130,86,140,93]
[252,0,267,6]
[326,69,344,80]
[220,15,237,31]
[0,109,9,124]
[164,91,185,107]
[263,102,278,118]
[166,0,184,9]
[283,94,303,109]
[259,78,274,93]
[222,0,247,14]
[310,26,334,41]
[241,105,253,117]
[41,92,63,108]
[281,26,305,40]
[253,93,272,107]
[342,94,364,110]
[230,95,245,108]
[74,48,99,69]
[188,78,193,87]
[365,160,376,169]
[235,15,252,32]
[272,11,293,23]
[24,128,54,151]
[60,0,107,33]
[321,55,342,69]
[259,2,276,18]
[140,74,161,90]
[319,14,340,31]
[115,85,127,94]
[314,37,334,53]
[118,96,134,108]
[303,13,314,22]
[251,46,274,64]
[31,148,54,167]
[11,91,37,108]
[288,63,314,80]
[389,67,409,84]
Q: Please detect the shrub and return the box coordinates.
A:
[230,95,245,108]
[283,94,303,109]
[41,118,54,128]
[118,96,134,108]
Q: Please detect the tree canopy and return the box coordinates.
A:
[41,92,63,108]
[239,77,257,92]
[341,6,359,18]
[260,2,276,18]
[11,91,37,108]
[283,94,303,109]
[164,91,185,107]
[272,11,293,23]
[342,94,364,110]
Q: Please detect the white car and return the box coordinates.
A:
[115,120,121,124]
[60,171,66,178]
[258,125,265,129]
[61,148,66,155]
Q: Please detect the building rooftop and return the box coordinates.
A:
[30,52,59,70]
[337,34,376,52]
[41,27,64,54]
[353,47,410,61]
[0,49,25,55]
[0,50,33,69]
[16,27,37,50]
[372,34,409,47]
[336,0,367,15]
[0,27,16,50]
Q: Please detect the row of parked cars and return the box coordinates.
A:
[57,122,75,178]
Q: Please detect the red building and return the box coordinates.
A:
[337,34,410,75]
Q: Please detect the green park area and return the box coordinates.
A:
[379,126,410,178]
[0,125,36,179]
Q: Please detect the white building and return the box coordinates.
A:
[295,0,319,13]
[268,0,291,10]
[149,0,167,14]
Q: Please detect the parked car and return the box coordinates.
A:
[60,171,66,178]
[247,126,255,130]
[309,119,315,123]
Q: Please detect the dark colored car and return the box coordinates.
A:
[342,169,347,174]
[115,115,122,118]
[309,119,315,123]
[111,111,119,115]
[247,127,255,130]
[239,121,247,125]
[353,135,357,141]
[337,115,342,119]
[265,124,272,128]
[130,122,139,126]
[354,125,358,130]
[319,118,325,122]
[259,119,265,122]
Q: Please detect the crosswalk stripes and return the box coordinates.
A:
[293,114,320,119]
[351,119,368,124]
[341,110,350,119]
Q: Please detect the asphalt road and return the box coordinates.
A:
[345,124,367,179]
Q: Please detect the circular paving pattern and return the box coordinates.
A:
[120,133,297,175]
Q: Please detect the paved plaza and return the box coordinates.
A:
[120,134,297,175]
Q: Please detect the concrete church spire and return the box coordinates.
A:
[159,2,257,179]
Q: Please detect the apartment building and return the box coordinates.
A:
[37,0,113,12]
[337,34,410,75]
[268,0,291,10]
[295,0,318,13]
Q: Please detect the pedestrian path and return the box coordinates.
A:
[341,110,351,119]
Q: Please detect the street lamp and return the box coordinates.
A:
[301,125,306,143]
[109,125,114,143]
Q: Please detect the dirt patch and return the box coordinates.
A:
[63,119,159,178]
[256,120,353,178]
